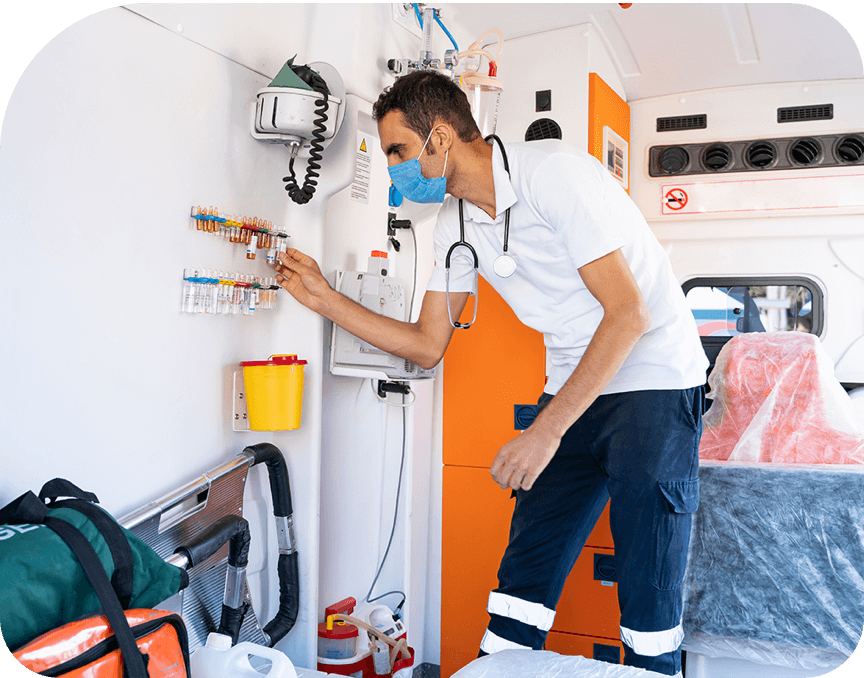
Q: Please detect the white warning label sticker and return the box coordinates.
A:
[350,133,373,204]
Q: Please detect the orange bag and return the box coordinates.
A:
[14,609,189,677]
[2,490,188,678]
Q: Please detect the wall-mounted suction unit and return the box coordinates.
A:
[251,60,346,204]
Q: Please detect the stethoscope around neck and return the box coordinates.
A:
[445,134,515,329]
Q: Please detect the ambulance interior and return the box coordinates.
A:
[1,3,864,678]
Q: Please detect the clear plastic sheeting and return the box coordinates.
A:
[700,332,864,463]
[682,462,864,669]
[682,632,849,672]
[451,650,671,678]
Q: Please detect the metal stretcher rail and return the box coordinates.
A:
[117,444,299,652]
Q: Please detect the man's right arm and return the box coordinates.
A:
[275,248,468,370]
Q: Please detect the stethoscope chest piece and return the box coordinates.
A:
[493,254,517,278]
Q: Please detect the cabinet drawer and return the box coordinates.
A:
[585,501,613,549]
[441,465,515,677]
[553,546,621,638]
[545,630,625,664]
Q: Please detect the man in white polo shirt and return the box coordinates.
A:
[274,70,708,677]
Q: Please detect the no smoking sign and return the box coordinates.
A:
[664,188,688,211]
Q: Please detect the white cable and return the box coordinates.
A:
[369,379,416,407]
[363,393,408,604]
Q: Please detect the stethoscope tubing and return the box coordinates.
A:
[444,135,512,329]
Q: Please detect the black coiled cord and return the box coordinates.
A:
[283,83,330,205]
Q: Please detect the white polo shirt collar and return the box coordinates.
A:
[461,141,517,226]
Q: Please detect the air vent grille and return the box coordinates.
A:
[657,114,707,132]
[789,137,821,165]
[525,118,562,142]
[778,104,833,123]
[746,141,777,168]
[649,131,863,177]
[659,147,689,174]
[836,135,864,164]
[703,144,732,171]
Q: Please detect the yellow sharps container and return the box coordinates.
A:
[240,354,307,430]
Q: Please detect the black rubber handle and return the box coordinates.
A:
[174,515,249,568]
[245,443,293,516]
[263,552,299,647]
[243,443,300,645]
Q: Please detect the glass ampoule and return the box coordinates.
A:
[182,268,195,313]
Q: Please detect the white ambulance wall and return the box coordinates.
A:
[0,5,327,666]
[0,3,463,670]
[630,80,864,384]
[496,23,625,151]
[316,97,447,665]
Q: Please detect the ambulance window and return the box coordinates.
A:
[682,277,823,337]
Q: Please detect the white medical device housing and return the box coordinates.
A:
[329,269,435,381]
[250,61,346,157]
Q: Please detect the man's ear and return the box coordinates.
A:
[429,121,454,156]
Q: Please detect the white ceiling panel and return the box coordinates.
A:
[442,3,863,101]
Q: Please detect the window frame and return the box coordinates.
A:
[681,275,825,338]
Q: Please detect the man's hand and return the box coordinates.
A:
[489,425,562,491]
[274,248,333,314]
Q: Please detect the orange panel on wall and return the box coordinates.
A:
[443,275,546,468]
[545,631,625,665]
[441,466,516,678]
[585,502,613,549]
[553,546,621,639]
[588,73,631,193]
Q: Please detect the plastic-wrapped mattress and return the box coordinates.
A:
[451,649,670,677]
[684,333,864,670]
[682,461,864,670]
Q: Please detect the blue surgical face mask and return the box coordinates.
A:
[387,129,449,204]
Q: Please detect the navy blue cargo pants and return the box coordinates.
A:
[479,386,704,677]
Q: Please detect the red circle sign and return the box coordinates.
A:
[665,188,688,211]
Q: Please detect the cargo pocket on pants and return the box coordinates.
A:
[652,478,699,591]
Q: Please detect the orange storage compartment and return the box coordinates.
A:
[443,276,546,468]
[585,501,613,549]
[545,630,625,665]
[552,546,621,639]
[441,465,516,678]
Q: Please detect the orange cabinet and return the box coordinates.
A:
[545,631,625,665]
[441,276,545,677]
[440,278,622,677]
[441,466,515,677]
[553,546,620,639]
[586,502,614,549]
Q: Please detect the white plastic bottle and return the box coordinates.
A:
[191,632,298,678]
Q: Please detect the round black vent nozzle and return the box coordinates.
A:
[525,118,562,142]
[659,147,689,174]
[703,144,732,171]
[835,135,864,164]
[746,141,777,168]
[789,137,822,166]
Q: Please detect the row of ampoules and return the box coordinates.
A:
[181,269,280,315]
[191,206,288,261]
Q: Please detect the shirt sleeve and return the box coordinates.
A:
[532,152,626,270]
[426,201,477,294]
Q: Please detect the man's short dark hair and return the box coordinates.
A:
[373,70,481,150]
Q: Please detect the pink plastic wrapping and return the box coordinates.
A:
[699,332,864,464]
